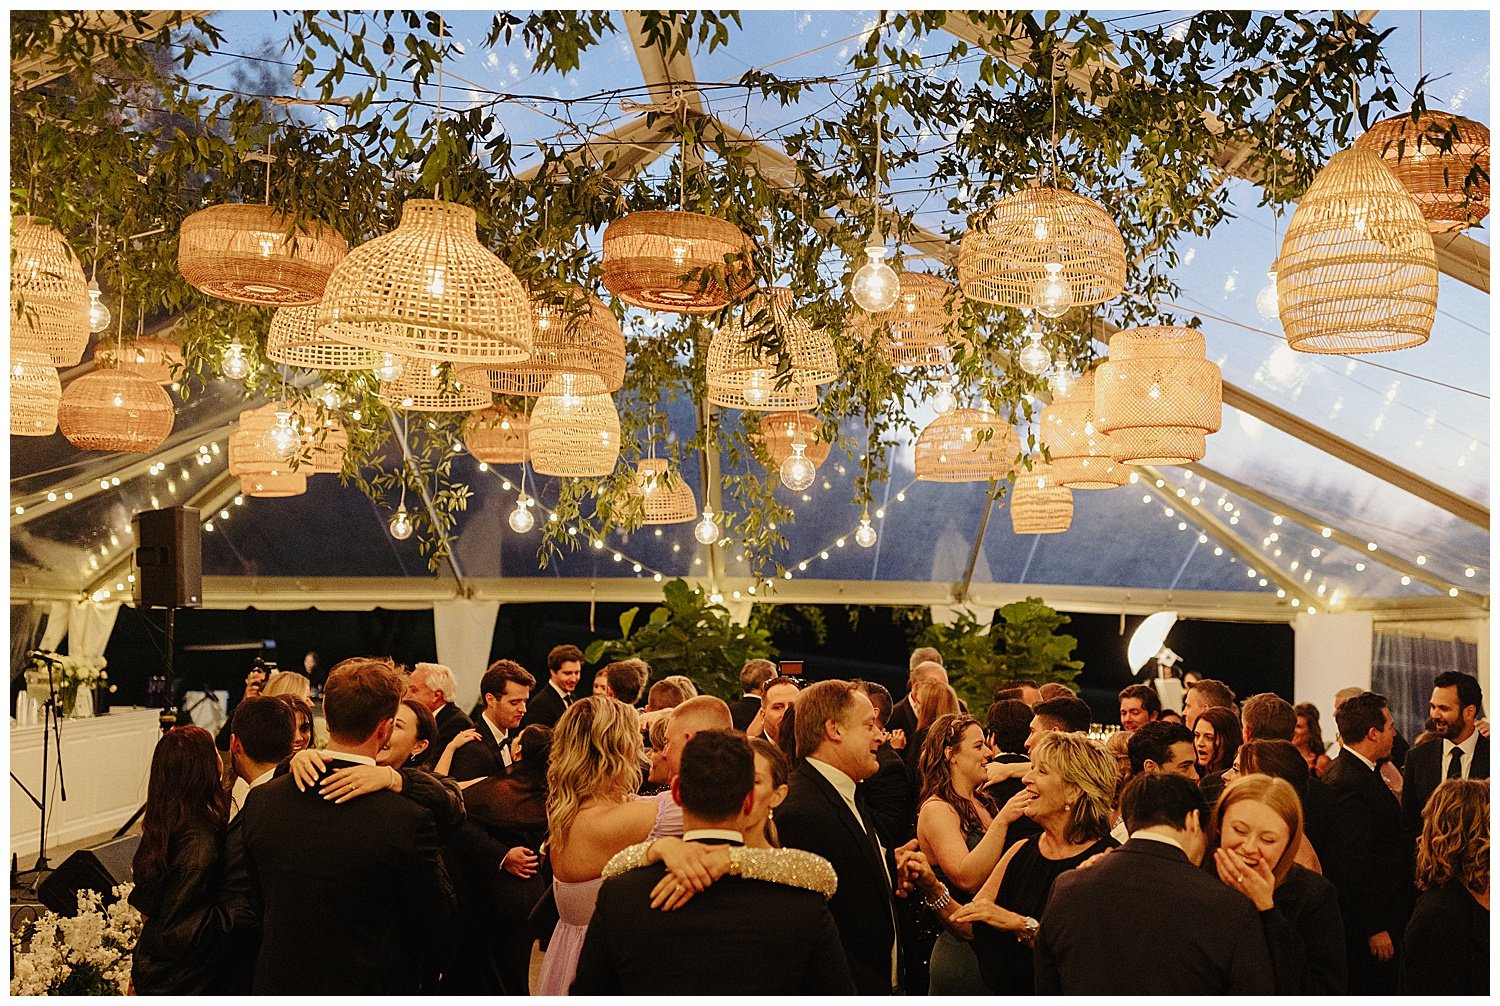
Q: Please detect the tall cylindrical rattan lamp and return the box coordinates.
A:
[529,374,620,477]
[1095,327,1222,466]
[11,350,61,436]
[1010,458,1074,534]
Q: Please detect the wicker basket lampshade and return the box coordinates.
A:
[705,289,836,411]
[957,183,1127,310]
[529,374,620,477]
[600,210,755,314]
[753,411,831,469]
[11,217,90,367]
[1095,327,1222,466]
[307,417,348,474]
[914,408,1019,483]
[316,199,534,364]
[57,368,174,452]
[456,286,625,395]
[1276,147,1438,354]
[377,359,491,412]
[10,350,62,436]
[628,458,698,525]
[1355,112,1491,232]
[462,405,529,464]
[178,204,347,306]
[1010,458,1074,534]
[847,272,959,368]
[240,472,307,498]
[229,404,293,478]
[93,337,184,385]
[1038,368,1130,490]
[266,305,384,370]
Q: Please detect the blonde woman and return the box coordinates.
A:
[261,670,311,700]
[1401,779,1488,994]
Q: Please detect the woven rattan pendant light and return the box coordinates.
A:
[706,289,836,411]
[1010,458,1074,534]
[93,335,184,385]
[266,304,384,370]
[601,210,755,314]
[456,285,625,395]
[57,368,174,452]
[10,350,61,436]
[229,404,294,477]
[240,472,307,498]
[628,458,698,524]
[178,204,347,306]
[462,405,529,464]
[307,416,348,474]
[377,360,491,412]
[1039,368,1130,489]
[1355,114,1490,232]
[914,408,1019,482]
[848,272,959,368]
[529,374,620,477]
[11,217,90,367]
[1096,326,1222,465]
[753,411,831,469]
[317,199,534,364]
[1276,147,1437,354]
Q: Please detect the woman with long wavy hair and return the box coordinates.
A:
[1193,705,1243,807]
[1401,779,1489,994]
[128,726,235,994]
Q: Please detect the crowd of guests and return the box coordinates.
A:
[125,643,1490,995]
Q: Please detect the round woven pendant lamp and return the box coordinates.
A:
[11,217,90,367]
[957,183,1126,310]
[93,337,184,385]
[1010,459,1074,534]
[456,286,625,394]
[628,458,698,524]
[266,305,384,370]
[377,360,491,412]
[706,289,836,411]
[462,405,529,464]
[1276,147,1438,354]
[178,203,347,306]
[1095,327,1222,466]
[240,472,307,498]
[914,408,1019,482]
[847,272,959,368]
[316,199,534,364]
[1355,112,1490,232]
[1039,369,1129,490]
[600,210,755,314]
[10,350,61,436]
[753,411,830,469]
[58,369,174,452]
[529,375,620,477]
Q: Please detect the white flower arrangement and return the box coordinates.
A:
[29,651,110,690]
[10,884,141,996]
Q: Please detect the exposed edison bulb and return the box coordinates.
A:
[851,241,900,312]
[854,517,878,548]
[931,379,956,415]
[1256,267,1280,322]
[389,506,414,540]
[670,240,690,267]
[1032,262,1074,319]
[373,353,405,382]
[1017,332,1051,376]
[264,410,301,461]
[427,266,446,297]
[87,280,111,333]
[508,497,535,533]
[694,509,721,545]
[221,336,251,381]
[780,442,817,491]
[557,372,581,412]
[742,368,772,407]
[111,390,124,408]
[1049,366,1075,397]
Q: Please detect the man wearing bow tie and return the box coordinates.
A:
[448,659,534,782]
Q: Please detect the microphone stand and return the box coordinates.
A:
[11,653,67,889]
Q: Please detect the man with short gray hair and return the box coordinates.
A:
[730,658,779,731]
[888,655,947,740]
[408,662,472,753]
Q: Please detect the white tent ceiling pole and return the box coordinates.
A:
[13,10,212,90]
[958,486,1002,603]
[622,11,704,113]
[1184,462,1488,609]
[515,114,678,183]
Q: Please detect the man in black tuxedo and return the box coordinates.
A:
[1324,690,1410,994]
[886,649,945,739]
[853,680,914,848]
[448,659,533,782]
[519,643,583,729]
[572,730,855,994]
[728,658,777,731]
[223,657,454,994]
[1402,671,1489,846]
[407,662,472,753]
[1036,773,1275,994]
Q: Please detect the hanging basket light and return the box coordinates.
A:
[628,458,698,524]
[266,304,384,370]
[1276,147,1438,354]
[11,216,90,367]
[1355,112,1491,232]
[706,288,836,411]
[957,183,1127,311]
[455,285,625,394]
[240,472,307,498]
[230,404,297,477]
[753,411,831,469]
[1096,326,1222,465]
[307,416,348,474]
[529,374,620,477]
[377,359,491,412]
[93,336,184,385]
[1010,458,1074,534]
[1039,368,1130,489]
[914,407,1019,482]
[462,405,529,464]
[57,368,174,452]
[10,350,62,436]
[600,210,755,314]
[178,203,347,306]
[316,198,534,363]
[847,272,959,368]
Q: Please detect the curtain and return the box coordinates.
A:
[68,600,121,659]
[11,604,45,677]
[1372,632,1481,739]
[38,600,71,652]
[433,599,499,708]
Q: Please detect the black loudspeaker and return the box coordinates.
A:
[36,834,141,915]
[132,506,202,608]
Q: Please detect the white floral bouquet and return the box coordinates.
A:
[10,883,141,996]
[28,651,110,690]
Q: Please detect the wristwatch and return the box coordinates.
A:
[1019,916,1040,946]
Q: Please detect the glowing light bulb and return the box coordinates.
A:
[221,336,251,380]
[780,442,817,491]
[557,372,581,411]
[1256,267,1280,322]
[670,241,690,266]
[508,497,535,533]
[264,409,300,461]
[389,506,414,540]
[1017,332,1051,376]
[427,267,446,296]
[742,368,772,407]
[931,380,956,415]
[851,240,900,312]
[111,390,124,407]
[902,292,917,314]
[1148,382,1161,399]
[855,517,877,548]
[1032,216,1051,241]
[1032,262,1074,318]
[258,237,274,258]
[87,280,111,333]
[536,306,552,332]
[374,353,405,382]
[1049,366,1075,397]
[694,510,721,545]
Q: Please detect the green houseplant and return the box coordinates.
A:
[915,598,1083,709]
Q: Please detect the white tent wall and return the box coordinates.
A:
[1293,612,1374,730]
[432,599,501,709]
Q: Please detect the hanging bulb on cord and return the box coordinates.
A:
[1017,328,1052,376]
[694,508,721,545]
[373,353,404,382]
[1032,261,1074,318]
[87,279,111,334]
[1256,265,1280,322]
[221,335,251,381]
[851,232,900,312]
[389,505,414,540]
[264,409,301,461]
[741,368,773,407]
[1048,364,1075,397]
[931,379,957,416]
[855,514,878,548]
[780,440,817,491]
[508,495,535,533]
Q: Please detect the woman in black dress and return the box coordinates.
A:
[1193,705,1241,807]
[1401,778,1489,994]
[951,732,1119,993]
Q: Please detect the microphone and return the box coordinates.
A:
[28,651,63,664]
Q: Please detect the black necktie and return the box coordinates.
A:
[1447,747,1464,779]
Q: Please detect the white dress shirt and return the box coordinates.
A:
[480,712,514,768]
[1444,728,1481,779]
